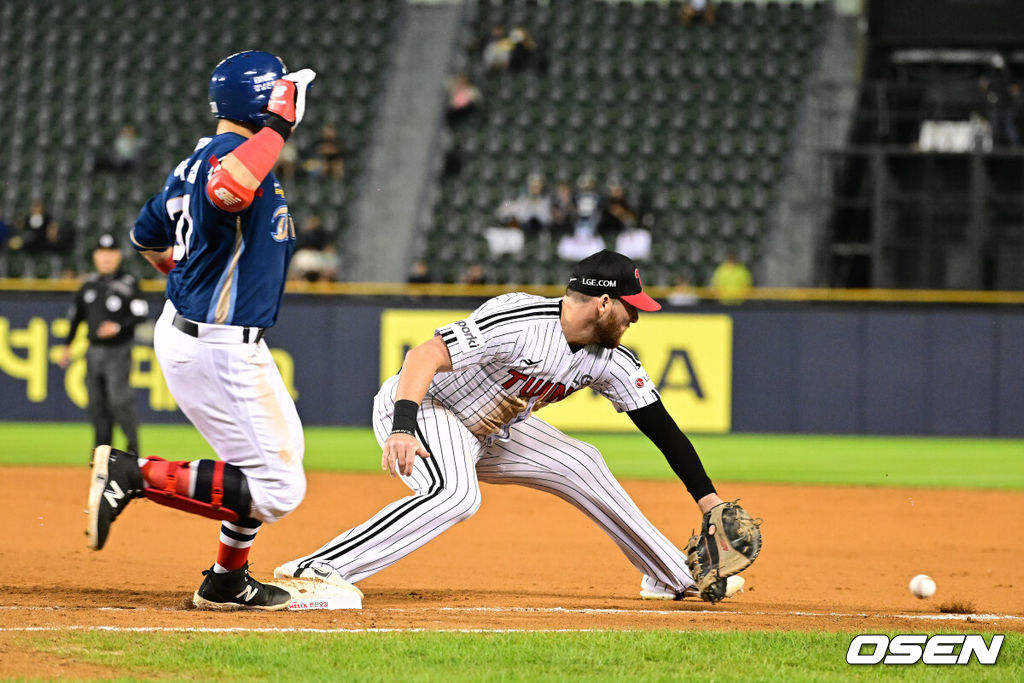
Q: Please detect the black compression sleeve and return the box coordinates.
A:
[627,400,716,502]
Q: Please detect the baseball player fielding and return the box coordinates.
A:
[277,249,762,604]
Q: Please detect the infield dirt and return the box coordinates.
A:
[2,467,1022,676]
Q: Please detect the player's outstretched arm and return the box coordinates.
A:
[206,69,316,213]
[627,400,722,511]
[381,335,453,477]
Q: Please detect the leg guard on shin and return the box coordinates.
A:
[141,457,252,521]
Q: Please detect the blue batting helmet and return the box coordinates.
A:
[208,51,288,125]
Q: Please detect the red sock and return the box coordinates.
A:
[214,519,262,573]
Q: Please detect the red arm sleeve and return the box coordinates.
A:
[205,128,286,212]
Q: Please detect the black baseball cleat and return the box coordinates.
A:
[193,563,293,611]
[86,445,145,550]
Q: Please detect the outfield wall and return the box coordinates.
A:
[1,292,1021,437]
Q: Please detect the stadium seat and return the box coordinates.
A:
[0,0,402,277]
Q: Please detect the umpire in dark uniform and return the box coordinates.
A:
[59,233,149,455]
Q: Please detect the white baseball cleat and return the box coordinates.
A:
[274,560,363,597]
[640,574,745,601]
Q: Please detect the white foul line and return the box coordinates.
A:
[1,626,595,634]
[0,604,1021,624]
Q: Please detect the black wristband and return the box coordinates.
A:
[391,399,419,436]
[264,113,292,142]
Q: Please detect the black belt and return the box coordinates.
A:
[172,312,265,344]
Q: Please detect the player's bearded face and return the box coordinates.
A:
[596,299,637,348]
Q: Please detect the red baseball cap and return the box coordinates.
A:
[567,250,661,312]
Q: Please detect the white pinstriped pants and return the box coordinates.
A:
[291,375,694,591]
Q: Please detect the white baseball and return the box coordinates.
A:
[909,574,936,599]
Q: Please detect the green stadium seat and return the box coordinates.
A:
[0,0,401,277]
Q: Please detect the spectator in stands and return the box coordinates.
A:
[93,125,146,173]
[446,74,483,126]
[508,26,542,72]
[557,230,605,262]
[304,124,346,179]
[681,0,715,26]
[462,263,488,285]
[614,212,653,262]
[407,259,433,284]
[295,214,329,252]
[289,215,339,283]
[41,220,75,256]
[598,179,638,241]
[550,181,577,236]
[556,174,609,261]
[111,125,145,171]
[19,199,54,253]
[667,276,700,307]
[572,173,603,237]
[496,173,552,237]
[978,54,1021,147]
[483,24,514,72]
[710,251,752,305]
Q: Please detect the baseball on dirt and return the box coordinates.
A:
[909,574,936,599]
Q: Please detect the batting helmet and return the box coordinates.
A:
[208,51,288,125]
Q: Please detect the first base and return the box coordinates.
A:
[271,578,363,610]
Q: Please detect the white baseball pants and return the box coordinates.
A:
[154,300,305,523]
[290,375,693,591]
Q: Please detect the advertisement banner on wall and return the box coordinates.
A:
[380,309,733,433]
[0,299,299,423]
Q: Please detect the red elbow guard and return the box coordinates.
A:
[206,163,256,212]
[204,128,285,212]
[156,258,176,275]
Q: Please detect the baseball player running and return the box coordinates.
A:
[278,250,761,602]
[85,51,316,610]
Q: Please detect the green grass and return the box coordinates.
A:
[23,631,1021,682]
[2,422,1021,490]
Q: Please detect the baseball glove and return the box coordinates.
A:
[685,500,763,603]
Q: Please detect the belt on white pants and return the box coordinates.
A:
[170,309,265,344]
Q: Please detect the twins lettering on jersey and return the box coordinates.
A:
[502,369,579,404]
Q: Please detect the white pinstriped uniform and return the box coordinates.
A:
[290,293,695,592]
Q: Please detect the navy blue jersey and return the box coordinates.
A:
[130,133,295,328]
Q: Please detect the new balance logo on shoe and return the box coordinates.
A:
[103,480,126,509]
[193,563,292,611]
[87,446,142,551]
[236,584,259,603]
